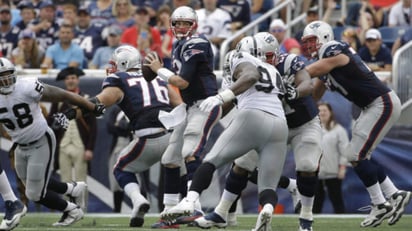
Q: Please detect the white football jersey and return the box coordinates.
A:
[196,8,232,40]
[0,78,48,144]
[229,52,286,119]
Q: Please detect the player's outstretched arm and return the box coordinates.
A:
[41,84,95,112]
[230,62,261,95]
[94,87,124,108]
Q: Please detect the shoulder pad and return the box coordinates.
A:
[319,41,347,59]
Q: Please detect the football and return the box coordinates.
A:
[142,51,161,82]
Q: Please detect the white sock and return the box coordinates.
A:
[215,190,238,218]
[287,178,297,192]
[367,183,386,205]
[163,193,180,210]
[299,195,314,221]
[262,203,274,213]
[124,182,141,204]
[379,177,398,198]
[186,191,199,202]
[0,171,17,201]
[65,182,74,195]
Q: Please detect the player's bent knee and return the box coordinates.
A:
[26,187,41,201]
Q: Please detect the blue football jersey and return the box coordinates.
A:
[276,53,319,128]
[171,34,218,106]
[74,24,105,61]
[319,41,390,108]
[102,72,172,130]
[0,26,20,58]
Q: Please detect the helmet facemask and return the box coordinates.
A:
[0,58,17,95]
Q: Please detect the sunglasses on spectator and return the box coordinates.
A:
[366,38,378,42]
[270,28,285,33]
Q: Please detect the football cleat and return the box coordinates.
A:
[52,206,84,226]
[175,209,204,225]
[0,200,27,231]
[360,201,394,227]
[388,190,411,225]
[298,218,313,231]
[151,219,180,229]
[251,205,272,231]
[161,197,195,219]
[194,212,227,228]
[130,195,150,227]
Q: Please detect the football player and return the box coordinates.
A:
[144,5,221,222]
[195,32,321,231]
[160,37,288,231]
[0,57,103,227]
[303,20,411,227]
[91,45,186,227]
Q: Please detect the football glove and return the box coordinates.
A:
[199,95,224,113]
[51,113,69,130]
[284,82,299,101]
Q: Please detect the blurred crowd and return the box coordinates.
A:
[0,0,411,72]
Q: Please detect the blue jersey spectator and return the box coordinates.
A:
[358,28,392,72]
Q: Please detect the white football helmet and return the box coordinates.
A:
[236,34,279,64]
[253,32,280,65]
[301,20,334,59]
[170,6,198,40]
[222,50,237,84]
[108,45,141,74]
[0,58,17,95]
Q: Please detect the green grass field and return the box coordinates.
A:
[13,213,412,231]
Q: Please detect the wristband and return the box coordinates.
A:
[218,89,236,103]
[157,68,174,81]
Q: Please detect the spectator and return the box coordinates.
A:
[89,24,123,69]
[250,0,273,31]
[341,27,362,52]
[388,0,412,27]
[358,28,392,72]
[391,27,412,56]
[86,0,113,27]
[313,102,349,214]
[109,0,135,29]
[156,4,173,69]
[0,5,20,59]
[73,7,105,66]
[269,19,297,54]
[11,28,45,68]
[59,3,77,26]
[121,7,162,58]
[132,1,165,26]
[106,106,132,213]
[196,0,232,67]
[15,1,36,30]
[218,0,251,33]
[345,0,384,28]
[28,1,59,50]
[47,67,97,186]
[41,22,84,69]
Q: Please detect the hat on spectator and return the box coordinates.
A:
[39,1,56,10]
[270,19,287,30]
[136,7,149,15]
[365,28,381,40]
[0,7,10,13]
[19,29,36,39]
[78,6,89,15]
[108,25,122,36]
[56,67,85,81]
[307,5,319,14]
[17,1,34,10]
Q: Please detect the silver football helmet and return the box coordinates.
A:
[171,6,198,40]
[222,50,237,84]
[108,45,142,73]
[0,58,17,95]
[253,32,280,65]
[236,34,279,64]
[301,20,334,59]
